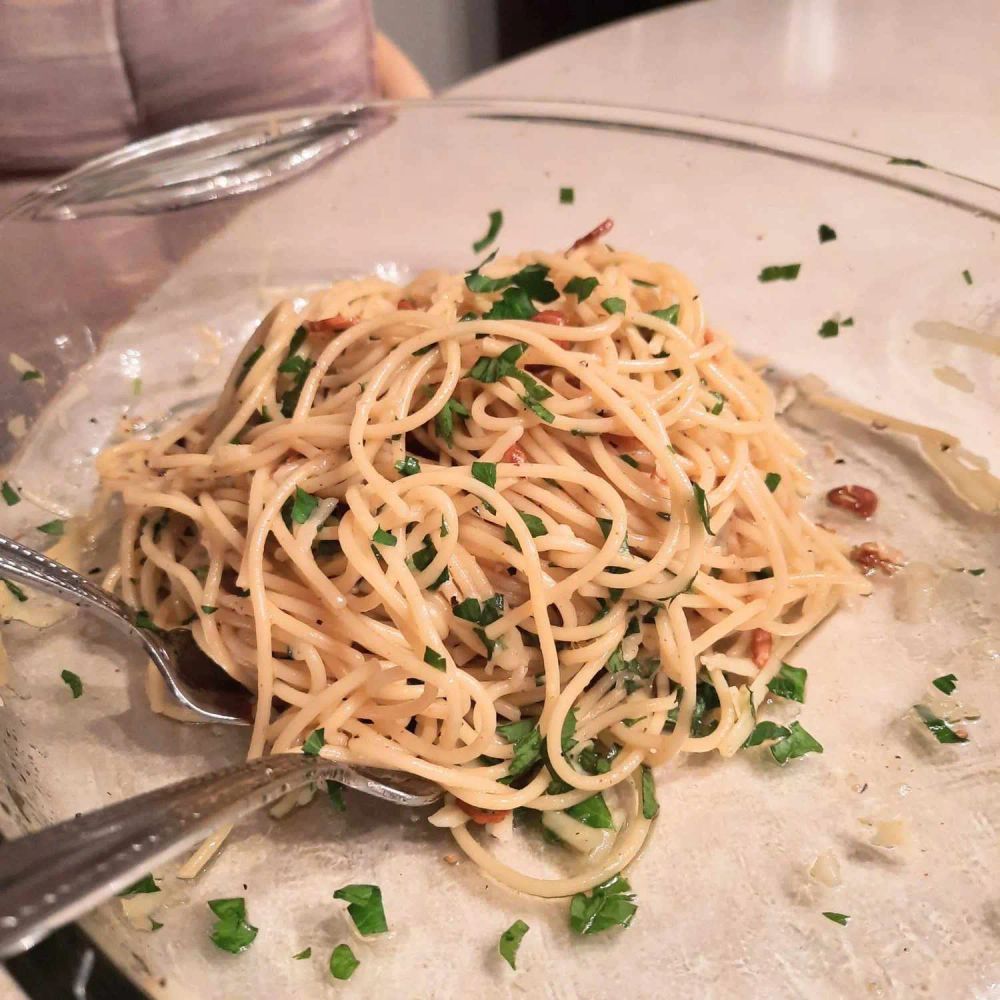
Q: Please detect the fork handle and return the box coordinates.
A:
[0,753,427,958]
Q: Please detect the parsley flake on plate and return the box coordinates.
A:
[329,943,360,980]
[914,704,967,744]
[499,919,530,969]
[333,884,388,936]
[758,263,801,283]
[208,897,258,953]
[37,519,65,536]
[770,721,823,764]
[569,875,637,935]
[767,662,808,703]
[823,911,850,925]
[293,947,311,960]
[118,874,159,897]
[559,186,574,204]
[743,720,790,748]
[962,269,973,285]
[472,210,503,253]
[60,669,83,699]
[1,481,20,506]
[932,673,957,695]
[2,578,27,603]
[640,766,659,819]
[888,156,927,167]
[818,223,837,243]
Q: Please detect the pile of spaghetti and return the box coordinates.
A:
[97,233,868,896]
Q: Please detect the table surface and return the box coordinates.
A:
[454,0,1000,187]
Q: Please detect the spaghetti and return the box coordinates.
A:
[97,238,870,895]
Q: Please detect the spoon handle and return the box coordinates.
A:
[0,753,437,958]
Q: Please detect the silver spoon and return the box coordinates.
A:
[0,752,441,957]
[0,532,253,724]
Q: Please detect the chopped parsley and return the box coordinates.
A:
[619,454,639,468]
[133,609,160,631]
[932,673,957,695]
[499,919,530,969]
[118,874,159,897]
[691,482,714,535]
[472,461,497,511]
[484,285,536,321]
[504,511,548,550]
[435,397,470,447]
[966,568,986,576]
[208,897,258,953]
[818,224,837,243]
[962,269,973,285]
[236,345,264,386]
[2,578,27,603]
[818,319,840,339]
[650,305,679,325]
[372,527,396,547]
[758,263,801,283]
[499,721,543,778]
[569,875,637,935]
[709,391,726,415]
[743,720,790,748]
[394,456,421,477]
[302,728,325,755]
[1,481,20,506]
[640,766,659,819]
[200,605,217,615]
[888,157,927,167]
[764,472,781,492]
[290,487,318,524]
[823,912,850,926]
[293,947,312,960]
[329,943,359,981]
[767,662,807,703]
[914,704,966,744]
[333,884,388,936]
[20,369,42,382]
[472,210,503,253]
[326,780,346,812]
[601,297,626,314]
[468,342,528,382]
[559,186,575,205]
[566,793,614,829]
[564,276,599,302]
[770,721,823,764]
[37,519,65,535]
[61,669,83,698]
[424,646,447,671]
[149,918,164,931]
[406,534,449,590]
[452,594,504,657]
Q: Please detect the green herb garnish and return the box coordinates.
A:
[329,943,359,980]
[424,646,447,671]
[767,662,807,703]
[823,912,849,925]
[37,519,65,536]
[326,780,346,812]
[333,884,388,936]
[764,472,781,492]
[888,157,927,167]
[709,391,726,416]
[472,210,503,253]
[962,269,973,285]
[818,224,837,243]
[566,792,614,829]
[208,897,258,953]
[1,481,20,506]
[650,305,679,325]
[394,456,421,477]
[484,286,536,321]
[2,578,27,602]
[302,728,325,755]
[914,704,966,744]
[640,766,659,819]
[372,527,396,547]
[932,673,957,695]
[119,874,159,897]
[500,723,542,778]
[559,187,574,204]
[60,669,83,698]
[236,346,264,386]
[504,511,548,550]
[565,276,599,302]
[743,720,791,748]
[289,487,317,525]
[619,454,639,468]
[758,264,801,282]
[601,297,626,314]
[200,605,217,615]
[818,319,840,339]
[770,721,823,763]
[435,397,470,447]
[21,370,42,382]
[691,482,714,535]
[569,875,637,935]
[499,919,529,969]
[293,947,311,960]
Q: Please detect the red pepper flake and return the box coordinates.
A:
[503,443,527,465]
[850,541,904,576]
[826,484,878,518]
[530,310,566,326]
[750,628,772,668]
[456,799,510,825]
[306,315,353,333]
[569,217,614,252]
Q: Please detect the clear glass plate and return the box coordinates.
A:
[0,100,997,999]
